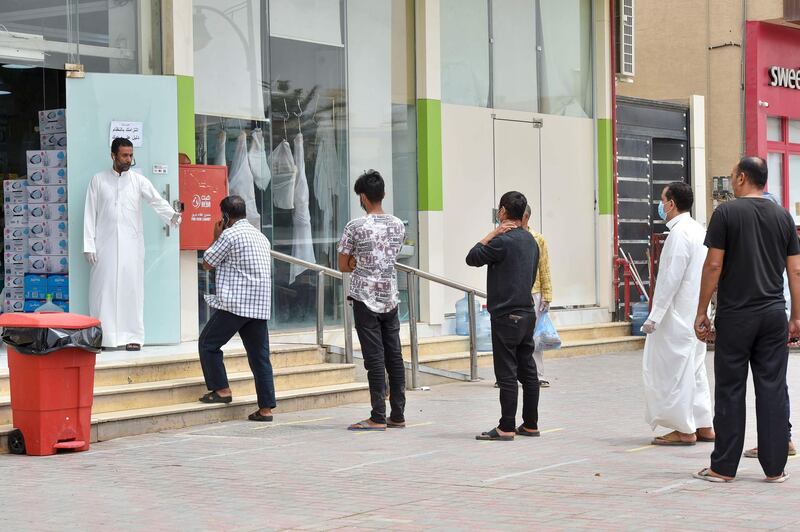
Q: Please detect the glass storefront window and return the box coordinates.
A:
[790,154,800,223]
[538,0,593,117]
[767,152,783,203]
[440,0,593,117]
[767,117,783,142]
[491,0,538,113]
[0,1,161,74]
[440,0,490,107]
[194,0,417,330]
[789,119,800,145]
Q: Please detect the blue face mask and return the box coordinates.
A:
[658,202,667,221]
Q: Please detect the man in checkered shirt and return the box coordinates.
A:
[197,195,276,422]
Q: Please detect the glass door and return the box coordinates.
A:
[66,73,180,344]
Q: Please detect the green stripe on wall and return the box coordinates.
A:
[417,99,443,212]
[177,75,196,164]
[597,118,613,215]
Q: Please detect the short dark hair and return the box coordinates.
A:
[737,156,768,188]
[499,191,527,220]
[664,182,694,212]
[111,137,133,154]
[353,170,385,203]
[220,195,247,220]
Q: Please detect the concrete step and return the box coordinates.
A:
[413,336,645,373]
[405,323,636,358]
[0,363,357,426]
[0,382,370,453]
[0,344,325,395]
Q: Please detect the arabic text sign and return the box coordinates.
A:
[109,121,144,147]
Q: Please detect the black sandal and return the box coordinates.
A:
[516,425,541,437]
[199,391,232,404]
[125,343,141,351]
[248,411,273,422]
[475,428,514,441]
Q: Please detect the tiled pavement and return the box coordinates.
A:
[2,350,799,531]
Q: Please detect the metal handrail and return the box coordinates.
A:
[268,249,354,364]
[396,263,485,387]
[268,250,486,389]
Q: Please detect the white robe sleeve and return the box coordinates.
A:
[139,175,176,223]
[83,174,99,253]
[648,230,690,324]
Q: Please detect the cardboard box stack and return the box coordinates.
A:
[2,108,69,313]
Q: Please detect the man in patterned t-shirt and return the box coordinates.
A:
[338,170,406,431]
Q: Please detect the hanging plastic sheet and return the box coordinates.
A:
[2,326,103,355]
[249,128,271,191]
[313,114,339,231]
[270,139,297,209]
[213,130,227,166]
[228,131,261,227]
[290,133,317,283]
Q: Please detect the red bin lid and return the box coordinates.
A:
[0,312,101,329]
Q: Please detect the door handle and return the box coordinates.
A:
[163,184,171,237]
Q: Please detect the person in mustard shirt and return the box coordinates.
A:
[523,204,553,387]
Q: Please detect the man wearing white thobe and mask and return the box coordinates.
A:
[642,181,715,446]
[83,138,181,351]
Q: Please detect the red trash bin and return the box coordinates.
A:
[0,313,101,456]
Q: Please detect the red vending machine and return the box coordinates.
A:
[179,164,229,250]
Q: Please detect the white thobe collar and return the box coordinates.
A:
[666,212,690,231]
[111,167,130,178]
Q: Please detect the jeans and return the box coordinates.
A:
[199,309,276,410]
[351,299,406,424]
[491,310,539,433]
[712,310,790,478]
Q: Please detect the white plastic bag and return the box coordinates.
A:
[270,139,296,209]
[533,311,561,351]
[228,131,260,228]
[212,130,227,166]
[249,128,271,191]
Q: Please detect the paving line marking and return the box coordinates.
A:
[540,427,564,434]
[626,445,656,453]
[82,437,192,456]
[186,441,301,462]
[330,450,442,473]
[649,479,702,494]
[482,458,589,484]
[251,417,334,430]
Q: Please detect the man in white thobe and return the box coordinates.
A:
[642,182,714,446]
[83,138,180,350]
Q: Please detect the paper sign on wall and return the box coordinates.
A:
[109,121,144,147]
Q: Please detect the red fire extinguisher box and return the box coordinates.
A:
[179,164,229,250]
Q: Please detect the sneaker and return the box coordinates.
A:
[539,380,550,388]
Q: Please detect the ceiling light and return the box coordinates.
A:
[0,90,11,95]
[2,64,36,69]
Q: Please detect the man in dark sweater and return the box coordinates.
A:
[466,191,540,441]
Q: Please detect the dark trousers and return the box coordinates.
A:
[199,309,276,410]
[712,310,790,478]
[491,311,539,433]
[352,299,406,424]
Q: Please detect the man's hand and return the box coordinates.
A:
[641,320,657,335]
[694,313,711,341]
[480,221,517,245]
[170,213,182,227]
[213,219,225,241]
[789,317,800,343]
[348,255,357,270]
[84,252,97,266]
[538,299,550,314]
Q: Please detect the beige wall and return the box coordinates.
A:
[617,0,783,179]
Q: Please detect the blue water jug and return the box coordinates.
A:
[631,296,649,337]
[476,305,492,351]
[455,295,481,336]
